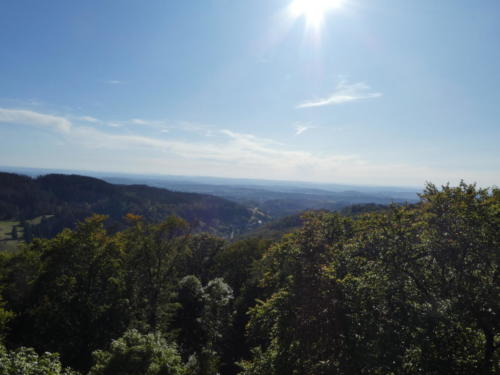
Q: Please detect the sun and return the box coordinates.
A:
[288,0,345,29]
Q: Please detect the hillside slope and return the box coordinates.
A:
[0,172,268,239]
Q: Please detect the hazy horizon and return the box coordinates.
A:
[1,0,499,186]
[1,165,424,192]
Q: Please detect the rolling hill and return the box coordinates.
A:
[0,172,269,243]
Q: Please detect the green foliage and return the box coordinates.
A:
[182,234,226,284]
[237,346,276,375]
[243,212,355,375]
[0,346,79,375]
[8,215,128,370]
[89,329,186,375]
[123,216,191,332]
[200,278,234,344]
[173,276,234,375]
[242,183,499,375]
[243,214,303,240]
[0,300,13,342]
[0,181,496,375]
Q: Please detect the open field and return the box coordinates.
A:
[0,220,21,252]
[0,215,53,252]
[0,220,21,240]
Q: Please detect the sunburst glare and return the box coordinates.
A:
[288,0,345,31]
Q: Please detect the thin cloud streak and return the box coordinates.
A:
[298,80,382,108]
[0,107,361,174]
[126,118,213,136]
[295,123,315,135]
[1,107,496,186]
[0,108,72,133]
[104,80,123,85]
[79,116,99,123]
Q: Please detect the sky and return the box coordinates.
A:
[0,0,499,187]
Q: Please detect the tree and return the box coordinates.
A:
[212,238,270,374]
[10,227,17,241]
[89,329,186,375]
[415,183,499,374]
[242,212,355,375]
[0,346,79,375]
[123,215,191,333]
[200,278,234,349]
[182,234,226,285]
[173,276,234,375]
[0,297,13,343]
[241,184,499,374]
[15,215,128,370]
[174,276,205,357]
[22,222,33,243]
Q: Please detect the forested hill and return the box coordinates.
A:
[0,172,267,237]
[0,182,497,374]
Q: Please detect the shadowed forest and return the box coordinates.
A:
[0,179,497,374]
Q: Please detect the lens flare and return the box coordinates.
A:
[289,0,345,30]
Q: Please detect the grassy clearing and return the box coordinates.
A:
[0,221,21,252]
[0,215,54,252]
[0,221,20,241]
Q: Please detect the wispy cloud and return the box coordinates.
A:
[79,116,99,123]
[0,107,357,174]
[0,98,43,107]
[130,118,149,125]
[0,108,72,133]
[298,80,382,109]
[127,118,215,136]
[294,123,315,135]
[75,115,124,128]
[126,118,172,133]
[3,107,493,186]
[104,80,123,85]
[129,118,168,129]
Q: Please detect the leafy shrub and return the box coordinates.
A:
[0,346,79,375]
[89,330,186,375]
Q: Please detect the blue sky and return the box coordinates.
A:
[0,0,499,187]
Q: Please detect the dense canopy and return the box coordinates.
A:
[0,182,497,374]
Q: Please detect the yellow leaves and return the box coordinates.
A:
[124,213,143,223]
